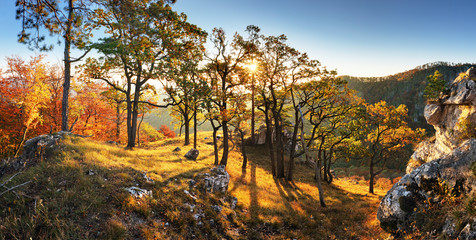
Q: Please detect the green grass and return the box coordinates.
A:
[0,132,393,239]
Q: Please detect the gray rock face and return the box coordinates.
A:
[203,165,230,193]
[1,132,70,177]
[378,139,476,234]
[184,148,199,160]
[424,103,443,125]
[22,131,69,159]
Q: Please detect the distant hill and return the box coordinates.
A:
[341,62,476,131]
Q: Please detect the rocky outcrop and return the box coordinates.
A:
[202,165,230,193]
[378,139,476,234]
[378,68,476,237]
[0,132,70,177]
[407,67,476,173]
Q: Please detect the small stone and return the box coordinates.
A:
[230,197,238,210]
[211,205,222,213]
[86,170,95,175]
[172,147,181,152]
[188,179,196,188]
[125,186,152,198]
[142,171,154,183]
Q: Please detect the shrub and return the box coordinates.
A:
[424,70,447,101]
[159,125,176,138]
[139,122,164,144]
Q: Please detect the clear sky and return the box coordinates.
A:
[1,0,476,77]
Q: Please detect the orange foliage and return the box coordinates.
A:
[70,80,117,141]
[0,55,52,157]
[159,125,176,138]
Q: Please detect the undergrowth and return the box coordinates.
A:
[0,132,393,239]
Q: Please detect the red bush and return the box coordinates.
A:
[159,125,176,138]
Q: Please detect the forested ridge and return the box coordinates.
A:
[342,62,476,131]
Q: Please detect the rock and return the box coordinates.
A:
[467,67,476,79]
[378,139,476,235]
[406,70,476,173]
[142,171,154,183]
[183,203,195,213]
[86,169,95,175]
[230,197,238,210]
[1,132,70,177]
[378,70,476,236]
[184,189,197,201]
[172,147,181,152]
[424,104,442,125]
[211,205,222,213]
[125,186,152,198]
[22,131,70,159]
[203,165,230,193]
[442,218,457,238]
[458,219,476,240]
[184,148,199,160]
[188,179,196,188]
[106,140,117,145]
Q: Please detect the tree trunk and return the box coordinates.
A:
[298,104,326,207]
[264,108,276,176]
[127,82,141,149]
[137,112,145,146]
[116,101,121,142]
[193,106,197,149]
[314,152,326,207]
[251,76,255,144]
[287,114,300,181]
[14,127,29,158]
[184,111,190,146]
[220,120,229,166]
[240,130,248,170]
[210,119,220,165]
[369,158,375,194]
[274,119,285,178]
[61,0,73,132]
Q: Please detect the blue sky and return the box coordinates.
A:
[1,0,476,77]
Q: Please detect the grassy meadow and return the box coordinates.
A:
[0,132,393,239]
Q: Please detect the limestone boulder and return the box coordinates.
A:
[184,148,199,160]
[378,139,476,235]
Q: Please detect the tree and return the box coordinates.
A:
[355,101,423,194]
[254,33,317,178]
[69,80,116,140]
[0,56,51,157]
[83,0,206,148]
[204,27,251,166]
[298,77,362,183]
[16,0,94,131]
[163,58,206,146]
[101,86,127,143]
[424,70,447,101]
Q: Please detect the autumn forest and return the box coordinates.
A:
[1,0,472,239]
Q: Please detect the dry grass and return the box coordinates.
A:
[0,132,393,239]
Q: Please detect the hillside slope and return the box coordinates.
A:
[342,62,476,131]
[0,133,393,239]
